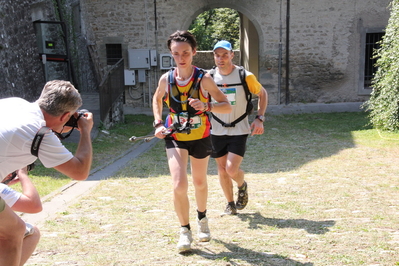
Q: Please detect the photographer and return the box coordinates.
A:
[0,80,93,266]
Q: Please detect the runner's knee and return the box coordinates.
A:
[225,165,240,177]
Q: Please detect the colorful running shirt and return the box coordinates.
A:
[164,67,211,141]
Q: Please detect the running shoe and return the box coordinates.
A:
[177,227,193,252]
[197,217,211,242]
[236,181,248,210]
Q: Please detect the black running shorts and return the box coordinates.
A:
[211,134,248,158]
[165,136,212,159]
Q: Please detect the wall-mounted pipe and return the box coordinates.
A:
[278,0,283,105]
[285,0,290,105]
[55,0,77,87]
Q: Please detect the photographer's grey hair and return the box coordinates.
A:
[37,80,82,117]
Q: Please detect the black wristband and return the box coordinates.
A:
[255,115,265,122]
[153,120,164,128]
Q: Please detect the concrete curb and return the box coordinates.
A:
[266,102,363,115]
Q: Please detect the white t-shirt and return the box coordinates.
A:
[0,97,73,179]
[0,183,21,207]
[211,66,262,136]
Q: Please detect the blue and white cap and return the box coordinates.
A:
[213,40,233,51]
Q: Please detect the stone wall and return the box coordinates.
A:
[0,0,98,101]
[102,94,125,129]
[0,0,51,101]
[0,0,392,106]
[80,0,390,105]
[193,51,241,70]
[287,0,390,103]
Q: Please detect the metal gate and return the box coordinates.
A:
[99,59,124,122]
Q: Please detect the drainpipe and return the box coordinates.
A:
[285,0,290,105]
[154,0,158,61]
[153,0,159,107]
[278,0,283,105]
[55,0,77,87]
[144,0,149,107]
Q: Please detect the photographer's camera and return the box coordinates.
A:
[65,109,89,128]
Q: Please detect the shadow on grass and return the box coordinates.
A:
[189,239,313,265]
[107,113,372,179]
[243,112,371,174]
[238,212,335,234]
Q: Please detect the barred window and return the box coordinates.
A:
[106,44,122,65]
[364,32,384,88]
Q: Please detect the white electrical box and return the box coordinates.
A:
[124,70,136,86]
[159,54,173,70]
[150,50,157,66]
[128,49,150,69]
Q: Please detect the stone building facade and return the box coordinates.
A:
[0,0,50,101]
[0,0,392,107]
[0,0,97,101]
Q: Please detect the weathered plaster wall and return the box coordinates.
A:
[287,0,390,103]
[0,0,50,100]
[1,0,391,105]
[0,0,97,100]
[80,0,390,106]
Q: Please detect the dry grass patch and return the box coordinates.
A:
[26,112,399,265]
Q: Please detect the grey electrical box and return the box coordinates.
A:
[150,50,157,66]
[159,54,173,70]
[124,70,136,86]
[138,69,146,83]
[128,49,150,69]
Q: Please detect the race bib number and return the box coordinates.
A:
[220,88,236,105]
[174,113,202,129]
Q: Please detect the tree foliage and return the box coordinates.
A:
[189,8,240,51]
[364,0,399,131]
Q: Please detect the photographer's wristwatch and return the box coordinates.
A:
[255,115,265,122]
[153,119,164,128]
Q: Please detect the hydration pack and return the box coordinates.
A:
[209,66,253,127]
[166,67,207,133]
[167,67,206,114]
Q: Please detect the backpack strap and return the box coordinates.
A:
[192,68,205,92]
[31,126,51,157]
[210,66,249,88]
[212,111,248,127]
[209,66,216,78]
[168,67,205,113]
[211,66,253,127]
[167,68,206,133]
[238,66,252,105]
[168,67,204,105]
[168,67,176,87]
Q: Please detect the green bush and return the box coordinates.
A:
[364,0,399,131]
[189,8,240,51]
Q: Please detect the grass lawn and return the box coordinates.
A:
[16,114,155,197]
[26,112,399,265]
